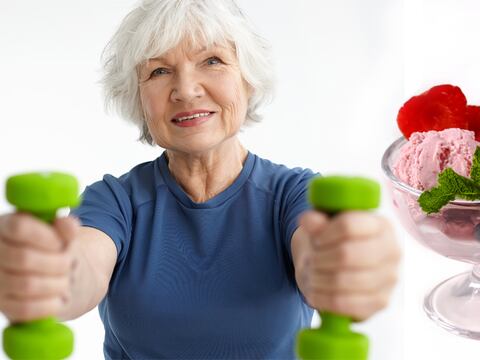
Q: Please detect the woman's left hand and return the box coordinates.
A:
[291,210,401,321]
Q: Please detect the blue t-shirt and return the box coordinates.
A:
[71,151,317,360]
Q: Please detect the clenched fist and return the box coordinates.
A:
[0,213,80,323]
[293,210,401,321]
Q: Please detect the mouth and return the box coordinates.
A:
[172,111,216,123]
[171,111,216,128]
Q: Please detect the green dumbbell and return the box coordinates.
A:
[3,172,80,360]
[296,176,381,360]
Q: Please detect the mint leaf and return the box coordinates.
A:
[470,146,480,183]
[440,168,480,200]
[418,168,480,214]
[418,185,456,214]
[418,147,480,214]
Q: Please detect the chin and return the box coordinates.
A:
[176,137,226,155]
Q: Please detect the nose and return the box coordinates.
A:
[170,70,205,103]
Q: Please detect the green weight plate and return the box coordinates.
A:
[308,176,380,213]
[6,172,80,214]
[296,327,369,360]
[3,318,73,360]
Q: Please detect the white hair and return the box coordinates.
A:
[100,0,276,145]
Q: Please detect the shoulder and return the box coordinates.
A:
[248,153,319,197]
[85,156,163,208]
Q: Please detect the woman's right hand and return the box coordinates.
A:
[0,213,79,323]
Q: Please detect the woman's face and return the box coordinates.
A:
[138,40,252,154]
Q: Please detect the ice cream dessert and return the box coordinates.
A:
[383,86,480,340]
[394,128,477,191]
[383,87,480,339]
[391,84,480,240]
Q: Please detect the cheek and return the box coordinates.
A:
[140,87,154,118]
[140,87,167,122]
[214,77,249,118]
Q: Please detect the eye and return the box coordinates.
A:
[150,67,169,77]
[205,56,223,65]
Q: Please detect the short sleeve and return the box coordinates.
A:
[70,174,133,263]
[281,169,320,263]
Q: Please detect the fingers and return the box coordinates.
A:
[303,212,400,271]
[0,271,70,299]
[303,264,399,294]
[0,296,65,323]
[0,213,64,252]
[310,211,384,249]
[308,231,400,270]
[0,241,73,276]
[305,287,394,322]
[296,211,402,321]
[0,213,78,323]
[300,259,399,320]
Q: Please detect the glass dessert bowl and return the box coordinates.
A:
[382,136,480,340]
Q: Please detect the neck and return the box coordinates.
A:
[166,138,248,203]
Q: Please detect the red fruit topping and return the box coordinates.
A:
[466,105,480,141]
[397,84,468,139]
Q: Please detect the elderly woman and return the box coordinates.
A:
[0,0,400,359]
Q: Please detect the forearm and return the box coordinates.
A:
[55,224,118,321]
[58,240,110,321]
[291,225,311,297]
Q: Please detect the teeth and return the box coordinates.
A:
[175,112,211,122]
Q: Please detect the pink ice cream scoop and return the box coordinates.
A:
[393,128,478,191]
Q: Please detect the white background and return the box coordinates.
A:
[0,0,479,359]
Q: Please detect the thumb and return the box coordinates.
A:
[299,210,330,240]
[53,216,81,249]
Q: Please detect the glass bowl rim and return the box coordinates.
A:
[381,136,480,206]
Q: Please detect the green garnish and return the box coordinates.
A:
[470,146,480,183]
[418,146,480,214]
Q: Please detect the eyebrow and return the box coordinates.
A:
[148,45,228,63]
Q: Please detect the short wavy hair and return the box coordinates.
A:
[100,0,275,145]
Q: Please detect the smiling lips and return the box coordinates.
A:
[172,109,215,127]
[172,109,214,120]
